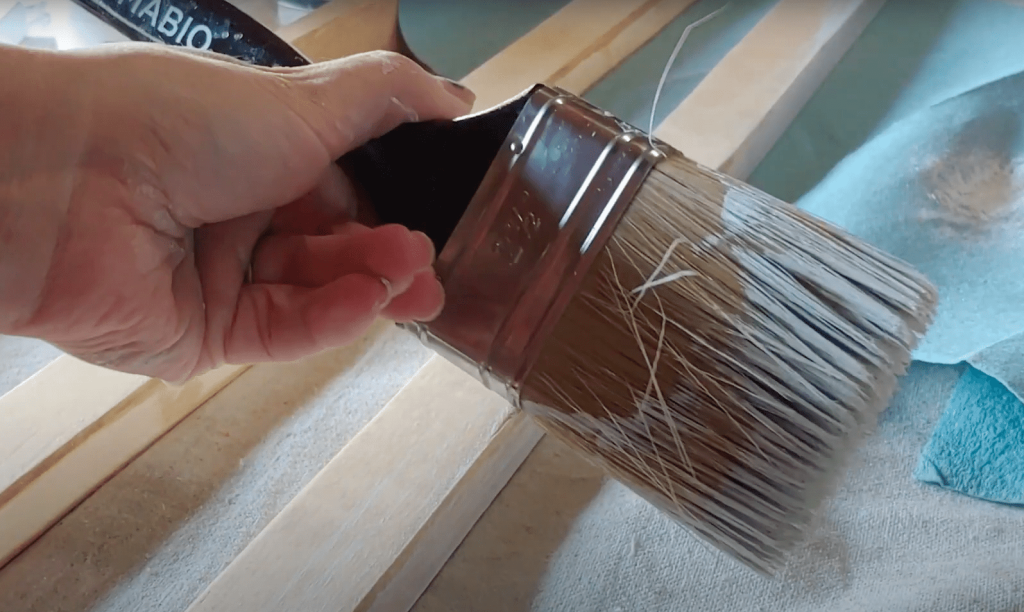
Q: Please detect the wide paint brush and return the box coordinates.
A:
[343,86,936,572]
[71,0,938,574]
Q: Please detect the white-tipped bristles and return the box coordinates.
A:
[520,152,937,575]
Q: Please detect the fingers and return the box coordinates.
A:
[250,222,445,324]
[282,51,476,158]
[192,210,275,366]
[221,263,444,366]
[195,209,275,292]
[179,50,472,227]
[251,223,435,295]
[380,269,445,322]
[268,164,358,236]
[194,214,444,376]
[222,248,446,366]
[223,274,389,364]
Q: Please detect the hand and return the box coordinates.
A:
[0,43,475,383]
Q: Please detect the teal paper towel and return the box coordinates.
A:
[915,366,1024,505]
[792,70,1024,505]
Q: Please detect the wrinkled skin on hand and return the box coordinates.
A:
[0,44,475,383]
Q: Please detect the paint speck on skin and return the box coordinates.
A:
[130,224,186,274]
[148,207,181,238]
[333,119,357,148]
[378,53,399,75]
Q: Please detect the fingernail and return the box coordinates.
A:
[424,297,445,322]
[414,231,436,265]
[440,77,476,106]
[375,277,394,309]
[390,96,419,122]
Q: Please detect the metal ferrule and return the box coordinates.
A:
[401,85,666,407]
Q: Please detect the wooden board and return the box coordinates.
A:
[180,1,887,610]
[277,0,402,62]
[463,0,699,110]
[185,355,540,612]
[0,358,246,568]
[655,0,886,178]
[0,4,399,572]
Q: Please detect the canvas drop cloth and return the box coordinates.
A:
[524,363,1024,612]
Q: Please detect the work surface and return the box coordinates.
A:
[3,0,1024,610]
[416,362,1024,612]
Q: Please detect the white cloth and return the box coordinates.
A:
[529,363,1024,611]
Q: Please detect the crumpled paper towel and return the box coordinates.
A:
[915,365,1024,505]
[794,69,1024,503]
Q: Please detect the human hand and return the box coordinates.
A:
[0,43,475,382]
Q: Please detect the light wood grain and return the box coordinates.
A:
[655,0,886,179]
[185,356,540,612]
[0,357,246,567]
[0,3,403,571]
[277,0,402,61]
[463,0,698,111]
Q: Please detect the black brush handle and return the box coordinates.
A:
[340,95,529,249]
[69,0,522,250]
[72,0,308,66]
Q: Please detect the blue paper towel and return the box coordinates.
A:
[794,70,1024,368]
[791,69,1024,505]
[918,332,1024,503]
[967,332,1024,406]
[915,365,1024,505]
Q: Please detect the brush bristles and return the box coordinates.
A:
[520,153,937,575]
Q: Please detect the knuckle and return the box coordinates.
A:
[358,50,422,77]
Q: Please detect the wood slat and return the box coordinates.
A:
[277,0,402,62]
[186,355,539,612]
[0,359,246,567]
[655,0,886,178]
[463,0,699,110]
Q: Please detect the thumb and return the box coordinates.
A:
[282,51,476,158]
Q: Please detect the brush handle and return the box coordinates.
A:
[339,96,529,249]
[68,0,524,250]
[70,0,307,67]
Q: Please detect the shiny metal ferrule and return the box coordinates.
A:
[401,85,667,407]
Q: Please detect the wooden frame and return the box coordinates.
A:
[0,0,887,609]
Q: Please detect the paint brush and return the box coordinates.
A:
[71,0,938,574]
[343,85,936,574]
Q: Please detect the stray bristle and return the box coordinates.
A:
[520,153,937,575]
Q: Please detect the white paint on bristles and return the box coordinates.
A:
[524,155,937,576]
